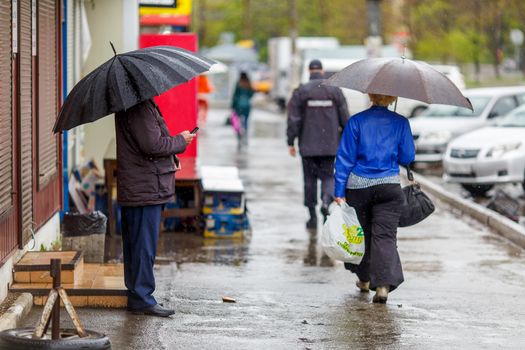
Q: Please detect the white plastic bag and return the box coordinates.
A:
[321,202,365,264]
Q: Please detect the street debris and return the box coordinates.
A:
[222,296,236,303]
[486,189,520,222]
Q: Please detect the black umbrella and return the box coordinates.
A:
[325,57,472,110]
[53,44,215,133]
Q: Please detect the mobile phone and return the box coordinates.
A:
[190,127,199,134]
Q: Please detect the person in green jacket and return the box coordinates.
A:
[231,72,255,142]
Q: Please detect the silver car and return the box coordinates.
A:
[443,104,525,196]
[409,86,525,162]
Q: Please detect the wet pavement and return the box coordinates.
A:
[23,107,525,349]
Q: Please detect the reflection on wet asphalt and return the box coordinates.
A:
[22,108,525,349]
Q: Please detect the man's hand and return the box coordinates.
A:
[289,146,297,157]
[180,131,196,145]
[334,197,346,205]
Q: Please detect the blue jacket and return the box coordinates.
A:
[334,106,415,197]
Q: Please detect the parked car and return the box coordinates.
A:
[410,86,525,163]
[443,104,525,196]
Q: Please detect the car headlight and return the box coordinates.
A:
[486,142,521,158]
[421,131,452,144]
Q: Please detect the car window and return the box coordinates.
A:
[489,96,518,119]
[498,107,525,127]
[421,96,489,117]
[516,93,525,105]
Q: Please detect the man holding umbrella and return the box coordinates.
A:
[53,45,215,317]
[287,59,349,229]
[116,100,195,317]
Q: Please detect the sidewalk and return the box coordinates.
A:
[21,107,525,349]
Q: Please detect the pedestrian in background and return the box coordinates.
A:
[334,93,415,303]
[116,99,195,317]
[287,59,349,229]
[231,72,255,145]
[197,75,214,128]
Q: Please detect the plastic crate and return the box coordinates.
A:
[204,213,250,238]
[202,178,245,215]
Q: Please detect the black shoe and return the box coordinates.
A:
[129,304,175,317]
[306,217,317,229]
[320,205,330,223]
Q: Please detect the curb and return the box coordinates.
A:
[405,169,525,248]
[0,293,33,331]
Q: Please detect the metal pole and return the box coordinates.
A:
[366,0,382,58]
[288,0,299,94]
[50,259,62,340]
[367,0,381,36]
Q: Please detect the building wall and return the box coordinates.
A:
[0,213,59,302]
[81,0,138,173]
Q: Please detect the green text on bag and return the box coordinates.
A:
[336,224,364,256]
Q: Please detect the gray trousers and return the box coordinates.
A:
[301,156,335,208]
[344,184,405,291]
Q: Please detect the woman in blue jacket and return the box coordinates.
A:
[334,93,415,303]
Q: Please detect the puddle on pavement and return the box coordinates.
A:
[104,232,250,266]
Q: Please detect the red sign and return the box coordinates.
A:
[139,33,198,158]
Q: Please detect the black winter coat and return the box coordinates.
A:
[287,72,349,157]
[115,100,187,206]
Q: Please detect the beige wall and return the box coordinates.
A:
[82,0,138,172]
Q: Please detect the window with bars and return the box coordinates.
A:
[37,0,59,187]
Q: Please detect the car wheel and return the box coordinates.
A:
[410,106,427,118]
[0,328,111,350]
[461,184,494,197]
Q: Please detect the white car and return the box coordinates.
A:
[410,86,525,163]
[443,104,525,196]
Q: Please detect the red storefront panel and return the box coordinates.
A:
[139,33,198,158]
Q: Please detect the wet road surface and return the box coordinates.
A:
[23,108,525,349]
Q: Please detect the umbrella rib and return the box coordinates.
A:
[364,62,390,96]
[102,57,119,115]
[110,59,129,111]
[118,59,150,109]
[415,64,430,104]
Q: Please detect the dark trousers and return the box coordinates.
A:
[121,204,162,309]
[301,156,335,208]
[344,184,405,291]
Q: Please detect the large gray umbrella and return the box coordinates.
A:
[53,45,215,133]
[325,57,472,110]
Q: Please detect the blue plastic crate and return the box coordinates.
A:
[204,213,249,238]
[202,192,244,215]
[202,178,245,215]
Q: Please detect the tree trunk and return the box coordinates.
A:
[242,0,252,40]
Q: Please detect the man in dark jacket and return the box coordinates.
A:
[287,59,349,229]
[115,99,195,317]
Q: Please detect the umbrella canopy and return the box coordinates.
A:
[53,45,215,133]
[325,57,472,110]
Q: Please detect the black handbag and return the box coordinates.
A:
[399,167,435,227]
